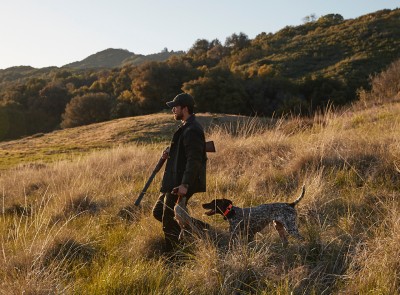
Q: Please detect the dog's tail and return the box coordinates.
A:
[289,185,305,207]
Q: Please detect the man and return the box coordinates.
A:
[152,93,207,251]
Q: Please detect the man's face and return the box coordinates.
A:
[172,105,184,120]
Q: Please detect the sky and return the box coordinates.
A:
[0,0,399,70]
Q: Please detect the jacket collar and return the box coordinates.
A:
[184,114,196,125]
[179,114,196,128]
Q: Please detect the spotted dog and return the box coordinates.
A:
[202,185,306,245]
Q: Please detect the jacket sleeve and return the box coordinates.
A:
[181,128,205,187]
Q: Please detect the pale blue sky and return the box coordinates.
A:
[0,0,399,69]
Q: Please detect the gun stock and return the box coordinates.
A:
[205,140,216,153]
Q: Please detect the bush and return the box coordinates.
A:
[358,58,400,105]
[61,92,113,128]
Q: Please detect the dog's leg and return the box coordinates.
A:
[283,220,305,241]
[287,228,305,241]
[281,215,305,242]
[174,197,191,240]
[273,220,289,246]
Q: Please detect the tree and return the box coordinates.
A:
[183,67,248,114]
[318,14,344,24]
[1,85,27,107]
[225,32,251,52]
[112,90,140,118]
[207,39,227,62]
[61,92,113,128]
[0,105,27,140]
[32,82,71,130]
[299,75,347,110]
[187,38,221,67]
[131,60,199,113]
[302,13,317,23]
[188,39,210,57]
[113,67,133,97]
[37,82,70,116]
[244,76,300,116]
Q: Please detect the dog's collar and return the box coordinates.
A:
[222,204,235,219]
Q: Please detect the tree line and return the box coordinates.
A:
[1,9,399,141]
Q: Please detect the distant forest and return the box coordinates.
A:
[1,8,400,141]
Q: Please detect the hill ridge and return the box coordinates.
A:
[0,112,249,168]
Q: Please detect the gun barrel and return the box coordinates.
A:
[134,157,166,206]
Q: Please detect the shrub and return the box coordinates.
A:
[61,92,113,128]
[358,58,400,105]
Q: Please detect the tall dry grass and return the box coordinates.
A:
[1,101,400,294]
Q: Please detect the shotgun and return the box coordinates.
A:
[134,141,215,206]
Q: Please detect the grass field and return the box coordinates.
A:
[0,101,399,294]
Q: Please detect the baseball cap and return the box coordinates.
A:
[166,93,195,108]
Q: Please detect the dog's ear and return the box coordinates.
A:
[202,199,218,209]
[222,198,233,206]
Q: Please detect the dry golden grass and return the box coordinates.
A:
[0,102,399,294]
[0,112,252,169]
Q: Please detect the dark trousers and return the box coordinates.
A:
[152,192,191,251]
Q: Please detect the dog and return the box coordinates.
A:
[202,185,306,245]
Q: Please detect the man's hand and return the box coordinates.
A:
[161,147,170,160]
[172,184,188,196]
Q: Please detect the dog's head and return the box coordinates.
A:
[202,199,233,217]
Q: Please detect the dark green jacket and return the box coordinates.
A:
[160,114,207,195]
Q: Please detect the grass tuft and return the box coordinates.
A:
[42,237,97,267]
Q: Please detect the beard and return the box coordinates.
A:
[174,113,183,120]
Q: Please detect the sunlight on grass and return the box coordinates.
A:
[1,102,399,294]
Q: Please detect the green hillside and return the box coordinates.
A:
[244,9,400,84]
[1,8,400,141]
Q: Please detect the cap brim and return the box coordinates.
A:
[166,101,178,107]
